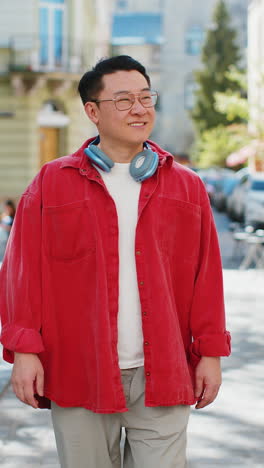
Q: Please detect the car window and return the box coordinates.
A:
[251,180,264,191]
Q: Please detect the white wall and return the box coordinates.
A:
[0,0,37,45]
[159,0,216,153]
[93,0,115,62]
[248,0,264,134]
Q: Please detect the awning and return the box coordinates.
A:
[37,103,70,128]
[226,140,264,167]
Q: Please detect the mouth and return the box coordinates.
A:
[128,122,146,127]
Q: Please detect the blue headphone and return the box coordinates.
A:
[84,137,159,182]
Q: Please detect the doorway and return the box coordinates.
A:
[39,127,60,166]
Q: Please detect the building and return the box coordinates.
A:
[111,2,163,140]
[248,0,264,134]
[111,0,249,154]
[0,0,113,200]
[246,0,264,170]
[159,0,249,154]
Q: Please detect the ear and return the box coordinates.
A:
[84,102,99,125]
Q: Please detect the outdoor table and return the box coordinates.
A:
[239,231,264,270]
[233,231,250,258]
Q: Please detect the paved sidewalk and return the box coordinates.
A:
[1,269,263,467]
[187,268,264,467]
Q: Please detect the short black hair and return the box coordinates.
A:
[3,199,16,217]
[78,55,151,105]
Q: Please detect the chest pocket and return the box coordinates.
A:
[157,196,201,260]
[43,200,96,262]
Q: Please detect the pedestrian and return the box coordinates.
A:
[0,55,231,468]
[0,199,16,263]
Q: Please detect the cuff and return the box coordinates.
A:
[189,331,231,367]
[1,324,45,363]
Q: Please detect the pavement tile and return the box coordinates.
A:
[187,268,264,467]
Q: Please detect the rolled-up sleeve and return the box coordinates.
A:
[189,180,231,365]
[0,179,44,363]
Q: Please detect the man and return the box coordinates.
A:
[0,56,231,468]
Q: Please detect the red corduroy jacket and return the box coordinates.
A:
[0,138,231,412]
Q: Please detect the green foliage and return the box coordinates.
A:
[214,67,248,121]
[224,66,247,90]
[214,90,249,121]
[191,0,242,133]
[192,125,250,168]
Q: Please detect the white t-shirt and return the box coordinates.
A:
[95,163,144,369]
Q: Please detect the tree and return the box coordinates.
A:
[214,67,248,121]
[191,0,242,134]
[191,66,249,168]
[191,124,250,168]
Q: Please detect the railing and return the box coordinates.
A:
[0,35,88,74]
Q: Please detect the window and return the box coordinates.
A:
[185,25,204,56]
[39,0,65,68]
[40,0,64,3]
[251,180,264,191]
[117,0,127,8]
[184,77,197,110]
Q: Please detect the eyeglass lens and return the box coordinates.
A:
[115,92,157,110]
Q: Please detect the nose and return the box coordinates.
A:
[130,96,147,114]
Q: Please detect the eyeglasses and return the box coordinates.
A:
[91,91,158,111]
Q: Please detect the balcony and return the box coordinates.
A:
[0,35,87,75]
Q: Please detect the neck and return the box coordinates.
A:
[98,139,144,164]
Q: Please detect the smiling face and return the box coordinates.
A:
[85,70,156,155]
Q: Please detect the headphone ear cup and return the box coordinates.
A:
[130,149,159,182]
[84,145,114,172]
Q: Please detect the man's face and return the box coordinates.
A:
[86,70,156,148]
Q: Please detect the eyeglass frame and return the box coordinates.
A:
[90,90,159,111]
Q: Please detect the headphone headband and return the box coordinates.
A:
[84,138,159,182]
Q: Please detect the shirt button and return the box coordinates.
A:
[143,311,147,316]
[146,372,151,376]
[140,281,144,286]
[136,251,141,255]
[144,341,149,346]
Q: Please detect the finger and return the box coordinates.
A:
[23,382,39,408]
[36,371,44,397]
[195,376,204,399]
[11,373,26,404]
[196,385,220,409]
[12,381,26,405]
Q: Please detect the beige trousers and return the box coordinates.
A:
[51,367,190,468]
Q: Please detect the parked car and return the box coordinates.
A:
[196,168,223,203]
[211,170,237,212]
[226,171,264,226]
[244,173,264,228]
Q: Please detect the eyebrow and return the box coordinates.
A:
[113,87,151,96]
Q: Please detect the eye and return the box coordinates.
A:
[141,94,152,101]
[116,96,131,103]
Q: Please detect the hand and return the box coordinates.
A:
[11,352,44,408]
[194,356,222,409]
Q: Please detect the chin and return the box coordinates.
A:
[130,132,151,145]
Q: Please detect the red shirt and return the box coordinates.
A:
[0,138,231,412]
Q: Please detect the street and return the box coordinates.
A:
[0,210,264,467]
